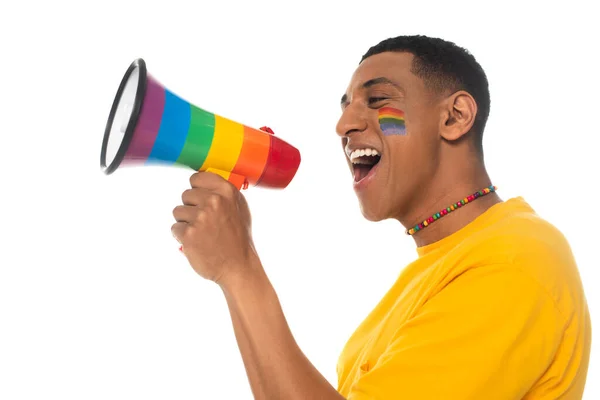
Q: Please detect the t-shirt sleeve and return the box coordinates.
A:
[345,264,566,400]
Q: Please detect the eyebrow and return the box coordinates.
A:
[340,77,404,105]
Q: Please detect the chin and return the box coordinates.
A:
[357,197,389,222]
[352,171,393,223]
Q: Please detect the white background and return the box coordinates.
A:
[1,0,598,398]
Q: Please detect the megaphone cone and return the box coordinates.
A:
[101,58,301,190]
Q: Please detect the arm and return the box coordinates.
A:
[220,263,346,400]
[225,299,268,399]
[171,172,344,399]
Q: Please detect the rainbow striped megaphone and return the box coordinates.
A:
[100,58,301,190]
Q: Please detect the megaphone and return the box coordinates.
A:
[100,58,301,190]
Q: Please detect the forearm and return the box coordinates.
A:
[225,297,268,399]
[220,264,345,400]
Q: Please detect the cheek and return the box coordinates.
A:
[385,134,433,180]
[377,106,407,137]
[410,105,440,135]
[382,107,438,168]
[402,108,440,154]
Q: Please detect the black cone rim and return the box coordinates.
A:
[100,58,147,175]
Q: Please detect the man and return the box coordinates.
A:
[171,35,591,399]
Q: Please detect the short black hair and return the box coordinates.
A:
[361,35,490,153]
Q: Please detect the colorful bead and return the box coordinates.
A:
[405,185,497,235]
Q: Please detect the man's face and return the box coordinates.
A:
[337,51,442,222]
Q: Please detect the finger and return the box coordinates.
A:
[171,221,188,244]
[172,205,197,223]
[181,187,215,206]
[181,188,226,216]
[190,171,237,197]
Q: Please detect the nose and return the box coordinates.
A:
[336,103,368,138]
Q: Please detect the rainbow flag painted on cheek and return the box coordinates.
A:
[378,107,406,136]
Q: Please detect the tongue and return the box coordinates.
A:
[353,164,372,182]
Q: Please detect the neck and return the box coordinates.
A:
[401,163,502,248]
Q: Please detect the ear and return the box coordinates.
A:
[439,91,477,142]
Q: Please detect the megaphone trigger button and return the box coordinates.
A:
[259,126,275,135]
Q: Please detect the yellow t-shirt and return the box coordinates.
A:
[337,197,591,399]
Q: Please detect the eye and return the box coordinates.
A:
[368,97,388,105]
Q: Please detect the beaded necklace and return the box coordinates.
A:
[406,185,497,235]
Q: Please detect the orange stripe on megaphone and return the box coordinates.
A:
[199,115,244,173]
[226,171,247,189]
[230,126,271,185]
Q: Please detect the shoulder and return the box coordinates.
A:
[454,204,583,323]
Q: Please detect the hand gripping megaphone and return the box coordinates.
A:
[100,58,301,190]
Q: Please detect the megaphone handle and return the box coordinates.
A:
[180,127,273,253]
[179,168,248,253]
[205,168,248,190]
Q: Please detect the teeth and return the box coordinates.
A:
[349,148,380,163]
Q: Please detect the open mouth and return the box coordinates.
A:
[350,148,381,182]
